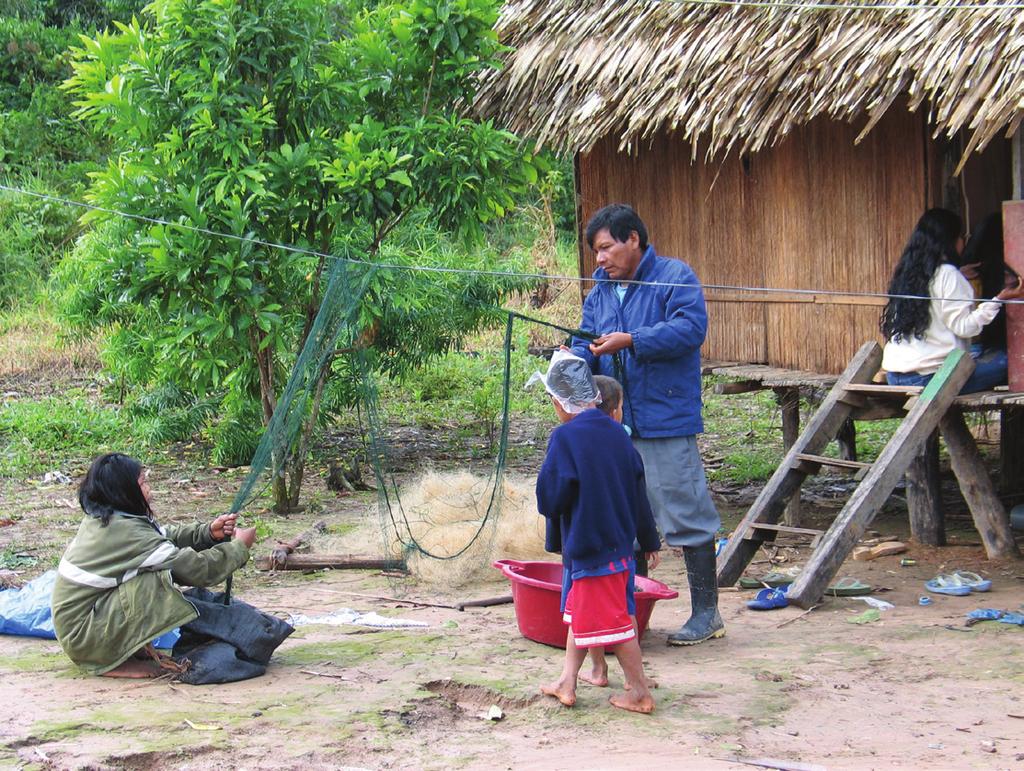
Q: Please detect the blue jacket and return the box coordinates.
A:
[572,244,707,438]
[536,409,661,570]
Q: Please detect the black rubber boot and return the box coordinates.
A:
[666,540,725,646]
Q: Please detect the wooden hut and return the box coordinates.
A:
[475,0,1024,375]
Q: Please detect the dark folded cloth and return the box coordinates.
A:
[173,588,293,685]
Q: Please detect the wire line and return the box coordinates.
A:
[3,182,1022,305]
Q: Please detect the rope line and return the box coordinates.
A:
[3,182,1022,306]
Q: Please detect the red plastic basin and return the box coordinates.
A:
[493,558,679,649]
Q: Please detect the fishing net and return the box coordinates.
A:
[224,254,606,595]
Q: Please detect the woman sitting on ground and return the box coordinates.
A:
[51,452,255,678]
[880,208,1024,394]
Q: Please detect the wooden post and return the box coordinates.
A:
[774,386,802,527]
[1013,126,1023,200]
[1000,408,1024,505]
[1003,200,1024,390]
[940,407,1020,559]
[905,431,944,546]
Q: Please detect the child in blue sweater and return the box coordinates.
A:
[533,352,661,713]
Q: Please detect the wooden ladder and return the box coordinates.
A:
[716,341,977,609]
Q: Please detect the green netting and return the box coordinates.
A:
[223,267,616,596]
[228,257,376,514]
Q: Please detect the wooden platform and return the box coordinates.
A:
[701,356,1024,555]
[702,358,1024,410]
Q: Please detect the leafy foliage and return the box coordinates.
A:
[57,0,541,509]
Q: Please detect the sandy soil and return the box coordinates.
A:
[2,459,1023,771]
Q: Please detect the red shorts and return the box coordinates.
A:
[562,571,635,649]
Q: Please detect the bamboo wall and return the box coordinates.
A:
[576,110,1011,374]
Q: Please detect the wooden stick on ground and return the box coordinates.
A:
[255,553,406,572]
[299,587,459,610]
[269,520,327,568]
[776,604,819,629]
[720,757,826,771]
[454,595,513,611]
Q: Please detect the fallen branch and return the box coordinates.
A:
[299,587,457,610]
[776,604,819,628]
[454,595,513,611]
[255,553,406,572]
[300,669,350,680]
[720,756,827,771]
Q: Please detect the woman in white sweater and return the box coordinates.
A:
[880,208,1023,394]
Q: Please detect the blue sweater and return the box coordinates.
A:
[571,244,708,438]
[536,409,661,570]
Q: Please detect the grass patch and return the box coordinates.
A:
[0,303,98,378]
[0,393,137,477]
[276,631,449,668]
[0,547,38,569]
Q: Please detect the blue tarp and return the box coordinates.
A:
[0,570,57,639]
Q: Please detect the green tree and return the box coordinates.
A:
[58,0,539,511]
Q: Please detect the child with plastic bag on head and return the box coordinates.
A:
[529,351,662,713]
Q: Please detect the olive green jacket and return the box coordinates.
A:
[51,512,249,675]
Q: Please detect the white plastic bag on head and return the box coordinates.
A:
[525,349,601,414]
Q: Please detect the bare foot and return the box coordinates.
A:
[540,680,576,707]
[609,690,655,714]
[624,675,658,691]
[101,659,161,679]
[579,668,609,687]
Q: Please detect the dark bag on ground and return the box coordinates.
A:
[173,588,293,685]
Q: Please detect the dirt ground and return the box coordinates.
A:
[2,451,1023,771]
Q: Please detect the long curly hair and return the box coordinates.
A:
[880,208,962,342]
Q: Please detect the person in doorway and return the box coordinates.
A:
[958,212,1013,357]
[52,452,256,677]
[533,351,662,713]
[881,208,1024,393]
[570,203,724,646]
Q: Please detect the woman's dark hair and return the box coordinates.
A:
[585,203,649,251]
[880,208,963,342]
[79,453,151,526]
[960,213,1006,349]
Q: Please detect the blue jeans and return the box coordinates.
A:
[887,346,1008,394]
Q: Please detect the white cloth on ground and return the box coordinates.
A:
[289,608,429,628]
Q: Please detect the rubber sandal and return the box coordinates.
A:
[825,577,872,597]
[924,575,971,596]
[747,586,790,610]
[950,570,992,592]
[738,572,793,589]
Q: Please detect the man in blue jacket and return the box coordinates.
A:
[571,203,724,646]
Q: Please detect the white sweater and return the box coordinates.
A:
[882,264,1001,375]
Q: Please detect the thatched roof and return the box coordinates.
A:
[474,0,1024,167]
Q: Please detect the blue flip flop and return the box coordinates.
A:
[950,570,992,592]
[924,575,971,596]
[747,585,790,610]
